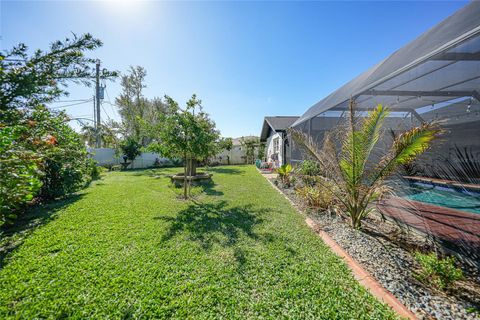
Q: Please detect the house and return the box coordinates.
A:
[289,1,480,168]
[260,116,299,167]
[213,136,260,165]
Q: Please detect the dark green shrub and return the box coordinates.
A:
[120,137,142,163]
[86,158,104,181]
[298,160,321,176]
[297,160,322,186]
[415,252,463,289]
[0,126,43,225]
[28,107,91,200]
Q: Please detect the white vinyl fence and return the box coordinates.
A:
[88,146,259,168]
[87,148,168,169]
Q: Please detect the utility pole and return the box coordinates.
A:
[93,95,96,140]
[95,61,101,148]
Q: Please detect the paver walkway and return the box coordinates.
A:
[377,197,480,265]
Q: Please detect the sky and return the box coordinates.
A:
[1,0,468,138]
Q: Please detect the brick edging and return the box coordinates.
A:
[258,169,417,320]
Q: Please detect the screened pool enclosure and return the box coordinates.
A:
[287,2,480,265]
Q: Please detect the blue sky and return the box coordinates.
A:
[1,0,468,138]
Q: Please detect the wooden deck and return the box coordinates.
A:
[377,197,480,265]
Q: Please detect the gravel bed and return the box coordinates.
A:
[272,181,479,320]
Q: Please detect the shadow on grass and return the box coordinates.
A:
[208,167,245,175]
[131,168,172,177]
[198,181,223,196]
[0,193,85,270]
[155,200,276,268]
[169,180,224,197]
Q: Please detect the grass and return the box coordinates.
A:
[0,165,397,319]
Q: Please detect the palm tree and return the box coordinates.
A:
[80,121,121,148]
[290,102,441,229]
[80,125,96,147]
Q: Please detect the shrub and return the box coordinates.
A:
[120,137,142,163]
[415,252,463,289]
[29,107,91,200]
[298,160,321,176]
[276,164,293,188]
[0,126,43,225]
[86,158,104,181]
[295,178,337,210]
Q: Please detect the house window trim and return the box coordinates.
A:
[273,137,280,154]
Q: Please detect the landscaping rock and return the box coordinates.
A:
[270,179,480,320]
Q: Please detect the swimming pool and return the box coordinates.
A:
[404,182,480,215]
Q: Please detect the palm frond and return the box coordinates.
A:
[339,103,388,192]
[374,122,441,181]
[360,104,389,161]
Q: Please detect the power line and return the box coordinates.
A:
[50,99,92,103]
[101,103,113,122]
[49,99,93,109]
[104,87,119,118]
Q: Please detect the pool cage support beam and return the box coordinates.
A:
[362,89,480,101]
[431,52,480,61]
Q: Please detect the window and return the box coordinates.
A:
[273,137,280,154]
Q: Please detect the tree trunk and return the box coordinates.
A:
[186,158,197,176]
[183,155,188,199]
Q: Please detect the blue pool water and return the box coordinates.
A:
[405,183,480,215]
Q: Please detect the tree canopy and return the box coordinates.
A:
[148,95,220,162]
[1,33,117,123]
[115,66,166,145]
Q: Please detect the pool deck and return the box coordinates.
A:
[377,197,480,263]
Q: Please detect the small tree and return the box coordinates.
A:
[148,94,220,199]
[120,137,142,167]
[218,137,233,165]
[240,137,259,164]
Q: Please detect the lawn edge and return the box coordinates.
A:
[257,168,417,320]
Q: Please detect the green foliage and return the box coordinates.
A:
[295,182,336,210]
[115,66,166,145]
[120,137,142,162]
[276,163,294,187]
[258,142,266,161]
[0,166,396,319]
[80,120,120,148]
[291,102,441,229]
[240,137,259,164]
[1,33,117,116]
[299,160,322,176]
[415,252,463,289]
[147,94,220,199]
[0,126,42,226]
[86,158,104,181]
[218,137,233,152]
[149,95,220,162]
[29,107,92,200]
[0,34,112,222]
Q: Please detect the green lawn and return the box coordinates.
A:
[0,165,396,319]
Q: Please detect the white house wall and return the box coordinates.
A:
[265,132,283,167]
